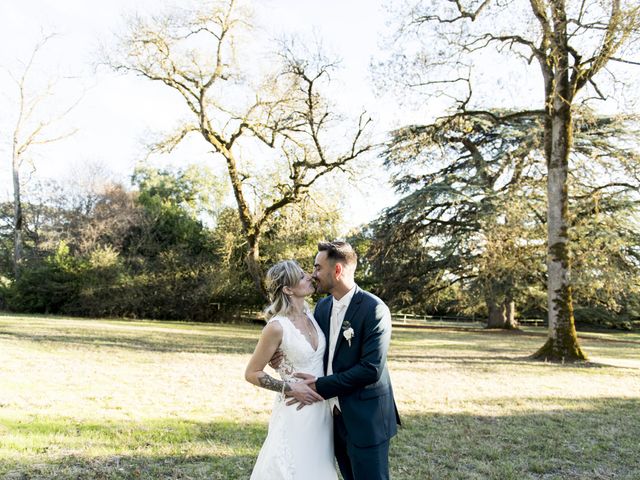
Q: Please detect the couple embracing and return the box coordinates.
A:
[245,241,401,480]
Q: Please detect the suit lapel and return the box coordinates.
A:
[317,297,331,340]
[333,287,363,358]
[315,296,332,372]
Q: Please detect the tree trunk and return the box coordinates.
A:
[12,145,23,279]
[209,136,268,299]
[533,11,586,361]
[533,108,586,361]
[486,297,518,329]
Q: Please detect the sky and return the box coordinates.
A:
[0,0,401,232]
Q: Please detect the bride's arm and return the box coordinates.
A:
[245,321,288,392]
[244,322,323,405]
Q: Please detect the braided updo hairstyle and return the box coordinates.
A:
[264,260,307,320]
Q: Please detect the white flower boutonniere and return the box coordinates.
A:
[342,320,354,347]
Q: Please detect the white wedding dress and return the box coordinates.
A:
[250,312,337,480]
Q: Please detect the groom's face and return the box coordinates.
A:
[312,251,335,294]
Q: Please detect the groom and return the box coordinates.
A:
[293,241,401,480]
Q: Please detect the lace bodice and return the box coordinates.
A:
[269,312,326,383]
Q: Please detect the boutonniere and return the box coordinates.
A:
[342,320,354,347]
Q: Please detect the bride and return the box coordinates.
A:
[245,260,337,480]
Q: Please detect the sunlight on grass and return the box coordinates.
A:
[1,313,639,479]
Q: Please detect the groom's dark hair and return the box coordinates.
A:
[318,241,357,267]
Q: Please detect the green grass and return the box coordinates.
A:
[1,314,639,479]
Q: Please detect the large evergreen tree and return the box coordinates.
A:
[381,0,640,360]
[369,110,640,328]
[370,110,546,327]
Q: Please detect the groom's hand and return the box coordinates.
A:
[285,376,323,410]
[268,349,284,370]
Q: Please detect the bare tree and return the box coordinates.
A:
[6,34,79,278]
[387,0,640,361]
[106,0,372,295]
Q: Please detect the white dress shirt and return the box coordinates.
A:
[327,285,356,413]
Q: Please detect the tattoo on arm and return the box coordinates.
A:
[258,373,292,393]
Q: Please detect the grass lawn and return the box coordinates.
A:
[1,313,639,479]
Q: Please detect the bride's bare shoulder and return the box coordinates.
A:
[263,317,285,336]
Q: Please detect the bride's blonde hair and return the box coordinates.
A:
[264,260,307,320]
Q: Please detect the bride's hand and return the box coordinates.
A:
[286,376,322,410]
[293,372,317,391]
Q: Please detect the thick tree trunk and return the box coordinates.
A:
[533,109,586,361]
[486,297,518,329]
[210,137,268,299]
[533,12,586,361]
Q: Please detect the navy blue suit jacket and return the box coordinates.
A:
[314,286,401,448]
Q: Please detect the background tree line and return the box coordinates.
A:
[2,0,640,361]
[1,126,638,328]
[0,164,340,320]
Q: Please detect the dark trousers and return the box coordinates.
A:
[333,410,390,480]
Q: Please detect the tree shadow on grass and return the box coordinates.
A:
[393,326,640,346]
[0,417,265,479]
[391,397,640,480]
[3,398,639,480]
[0,330,258,354]
[391,353,640,370]
[391,354,540,366]
[2,398,639,479]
